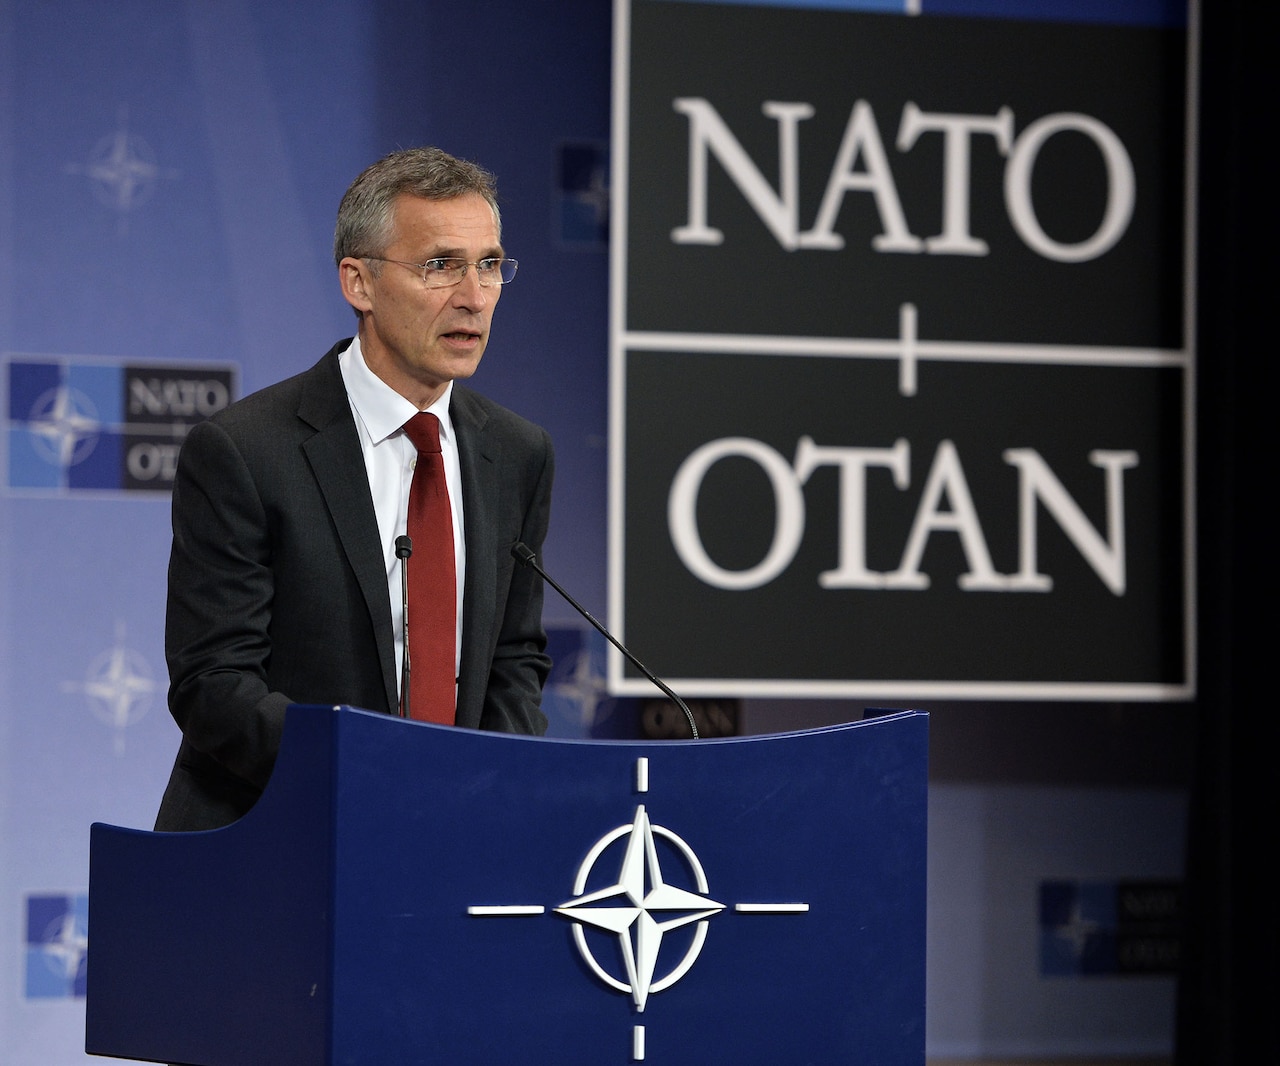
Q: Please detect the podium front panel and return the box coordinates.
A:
[89,704,927,1065]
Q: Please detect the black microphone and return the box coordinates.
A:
[511,541,699,740]
[395,535,413,718]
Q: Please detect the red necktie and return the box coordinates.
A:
[401,412,457,724]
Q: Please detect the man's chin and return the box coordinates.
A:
[447,354,483,380]
[437,338,485,371]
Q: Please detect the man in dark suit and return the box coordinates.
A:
[155,147,554,832]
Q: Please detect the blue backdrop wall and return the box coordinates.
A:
[0,3,614,1062]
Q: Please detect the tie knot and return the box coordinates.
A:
[403,411,442,454]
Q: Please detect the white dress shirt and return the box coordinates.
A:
[338,337,465,697]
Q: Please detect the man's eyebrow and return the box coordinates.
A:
[421,244,505,260]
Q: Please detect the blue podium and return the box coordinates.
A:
[87,704,927,1064]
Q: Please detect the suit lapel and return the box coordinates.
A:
[298,348,399,714]
[452,388,498,727]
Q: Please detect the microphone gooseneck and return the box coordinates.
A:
[511,541,699,740]
[396,535,413,718]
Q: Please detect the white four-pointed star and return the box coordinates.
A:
[30,386,99,468]
[83,640,157,729]
[555,805,723,1010]
[42,912,89,981]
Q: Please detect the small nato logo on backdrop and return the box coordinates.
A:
[65,104,182,237]
[556,141,610,247]
[60,619,158,756]
[25,894,89,999]
[4,356,236,494]
[1040,879,1181,976]
[542,625,644,739]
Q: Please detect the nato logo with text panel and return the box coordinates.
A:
[1040,879,1181,976]
[5,356,236,494]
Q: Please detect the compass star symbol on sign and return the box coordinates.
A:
[554,804,724,1011]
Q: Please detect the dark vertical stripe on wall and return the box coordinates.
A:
[1176,1,1277,1062]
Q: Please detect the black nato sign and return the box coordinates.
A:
[611,1,1193,700]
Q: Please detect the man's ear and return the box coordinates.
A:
[338,257,374,314]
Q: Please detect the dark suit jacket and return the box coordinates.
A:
[154,341,554,831]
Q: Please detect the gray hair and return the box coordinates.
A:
[332,146,502,264]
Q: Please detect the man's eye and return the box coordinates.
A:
[423,259,456,273]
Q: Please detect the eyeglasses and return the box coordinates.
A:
[364,256,518,288]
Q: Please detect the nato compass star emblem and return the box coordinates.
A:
[546,632,609,730]
[557,803,723,1012]
[60,620,157,755]
[27,382,101,470]
[467,757,808,1060]
[1053,898,1103,959]
[65,104,180,234]
[40,909,89,985]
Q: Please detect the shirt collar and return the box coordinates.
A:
[340,335,454,445]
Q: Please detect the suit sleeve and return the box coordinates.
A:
[164,417,290,791]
